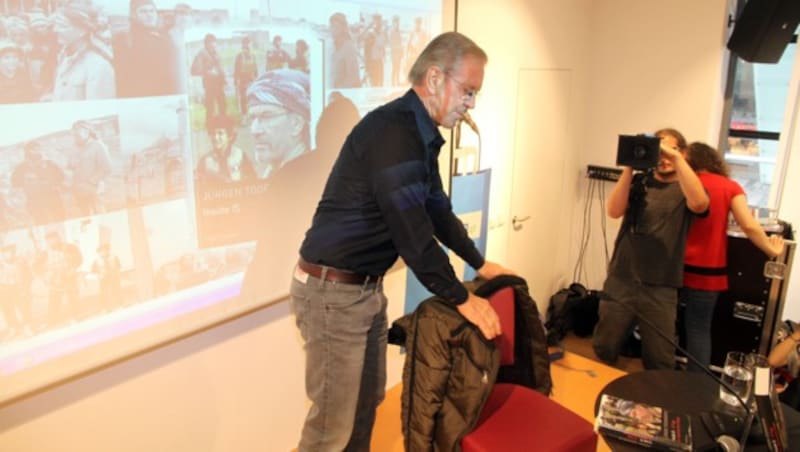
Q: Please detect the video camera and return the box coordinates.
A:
[616,134,660,170]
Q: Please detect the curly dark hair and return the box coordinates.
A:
[686,142,729,177]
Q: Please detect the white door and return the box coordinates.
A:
[507,69,572,315]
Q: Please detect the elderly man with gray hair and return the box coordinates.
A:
[290,31,515,451]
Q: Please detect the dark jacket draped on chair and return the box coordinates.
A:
[389,275,552,451]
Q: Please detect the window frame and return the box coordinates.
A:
[718,0,800,210]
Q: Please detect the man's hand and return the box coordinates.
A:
[477,260,516,280]
[457,292,501,340]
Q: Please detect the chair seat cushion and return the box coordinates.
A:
[462,383,597,452]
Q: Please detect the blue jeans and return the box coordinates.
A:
[679,287,719,373]
[290,265,388,452]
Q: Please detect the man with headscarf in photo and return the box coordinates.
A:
[246,68,310,179]
[112,0,181,98]
[50,1,115,101]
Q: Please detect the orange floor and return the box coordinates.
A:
[371,350,627,452]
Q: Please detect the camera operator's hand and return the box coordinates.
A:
[659,142,683,162]
[658,141,709,214]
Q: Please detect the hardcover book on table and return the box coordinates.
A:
[595,394,692,451]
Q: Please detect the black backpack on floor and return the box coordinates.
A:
[545,283,599,345]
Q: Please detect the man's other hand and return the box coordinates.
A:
[477,260,516,281]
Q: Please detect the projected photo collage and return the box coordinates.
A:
[0,0,442,347]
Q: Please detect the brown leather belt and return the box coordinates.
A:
[297,258,381,285]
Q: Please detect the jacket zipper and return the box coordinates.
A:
[404,309,421,452]
[431,299,500,450]
[453,328,497,450]
[408,298,499,451]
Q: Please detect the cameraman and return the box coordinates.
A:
[593,128,709,370]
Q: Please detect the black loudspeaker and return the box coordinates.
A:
[727,0,800,63]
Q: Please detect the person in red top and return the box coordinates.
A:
[681,142,784,372]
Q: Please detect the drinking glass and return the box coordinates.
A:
[719,351,754,406]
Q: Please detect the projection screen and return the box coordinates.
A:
[0,0,454,404]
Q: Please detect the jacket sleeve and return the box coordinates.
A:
[402,311,452,452]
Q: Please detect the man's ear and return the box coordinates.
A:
[424,66,443,95]
[288,113,305,137]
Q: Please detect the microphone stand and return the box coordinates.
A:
[598,291,756,449]
[461,112,481,172]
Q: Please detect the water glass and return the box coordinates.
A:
[719,351,754,406]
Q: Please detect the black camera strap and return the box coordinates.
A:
[625,169,653,235]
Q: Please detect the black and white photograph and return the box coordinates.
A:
[118,95,189,206]
[0,102,125,230]
[0,210,134,343]
[0,0,192,104]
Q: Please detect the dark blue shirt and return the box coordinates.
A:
[299,89,484,304]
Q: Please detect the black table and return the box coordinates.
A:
[594,370,750,451]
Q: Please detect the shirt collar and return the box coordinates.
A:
[401,89,445,151]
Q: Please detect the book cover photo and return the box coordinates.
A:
[596,394,693,451]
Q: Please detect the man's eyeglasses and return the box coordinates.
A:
[446,74,479,102]
[247,107,288,126]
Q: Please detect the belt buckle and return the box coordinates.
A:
[363,274,383,286]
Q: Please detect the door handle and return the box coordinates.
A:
[512,215,530,230]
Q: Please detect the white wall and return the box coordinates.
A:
[0,301,308,452]
[0,1,742,450]
[777,98,800,321]
[0,267,409,452]
[457,0,593,295]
